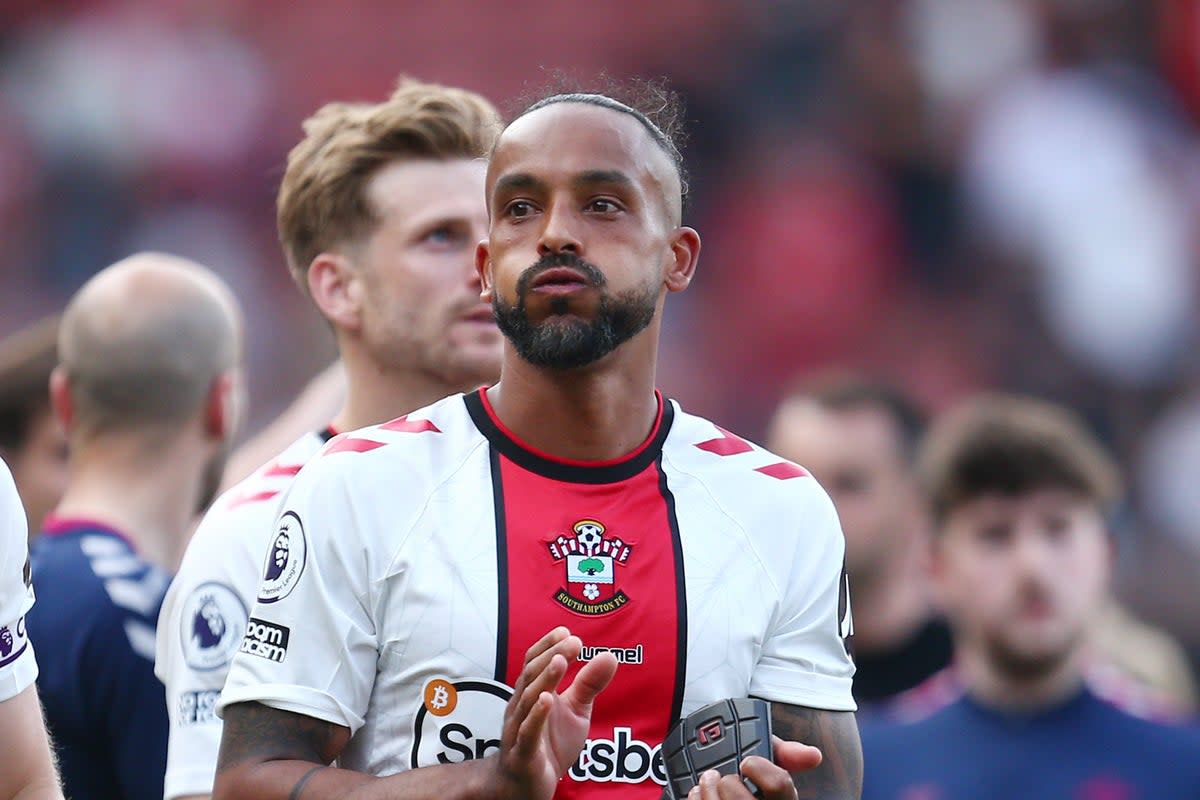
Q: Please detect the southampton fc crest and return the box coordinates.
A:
[547,520,633,616]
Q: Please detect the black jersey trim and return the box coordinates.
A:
[490,445,510,683]
[657,452,688,729]
[463,389,675,485]
[317,426,337,444]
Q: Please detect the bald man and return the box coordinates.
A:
[27,253,244,800]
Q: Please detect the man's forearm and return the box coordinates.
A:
[214,702,506,800]
[771,704,863,800]
[215,756,497,800]
[1,686,64,800]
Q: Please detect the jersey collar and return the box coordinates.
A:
[464,388,674,484]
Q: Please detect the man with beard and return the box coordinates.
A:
[860,395,1200,799]
[766,373,951,709]
[214,83,860,800]
[155,78,504,800]
[28,253,244,800]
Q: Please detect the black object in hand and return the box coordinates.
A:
[660,697,774,799]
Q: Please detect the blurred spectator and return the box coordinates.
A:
[28,253,244,800]
[0,316,67,538]
[765,371,952,709]
[862,395,1200,799]
[960,0,1199,388]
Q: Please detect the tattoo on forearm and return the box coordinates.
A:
[288,765,327,800]
[217,701,342,771]
[771,704,863,800]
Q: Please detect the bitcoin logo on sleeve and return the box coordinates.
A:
[424,678,458,717]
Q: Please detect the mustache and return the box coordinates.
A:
[515,252,606,296]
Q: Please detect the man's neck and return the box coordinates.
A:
[53,440,200,572]
[850,540,938,652]
[486,339,660,462]
[332,350,480,434]
[850,565,937,653]
[958,644,1086,713]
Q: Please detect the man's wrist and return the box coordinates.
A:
[462,755,514,800]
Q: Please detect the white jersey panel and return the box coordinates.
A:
[661,406,856,714]
[220,395,503,777]
[0,456,37,701]
[155,432,326,799]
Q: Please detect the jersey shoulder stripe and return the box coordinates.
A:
[663,404,827,518]
[217,432,328,514]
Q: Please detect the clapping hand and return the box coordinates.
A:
[488,626,619,800]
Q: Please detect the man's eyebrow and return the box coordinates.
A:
[575,170,634,188]
[493,173,542,195]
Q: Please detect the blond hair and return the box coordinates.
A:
[277,78,502,292]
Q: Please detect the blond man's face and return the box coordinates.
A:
[354,158,502,389]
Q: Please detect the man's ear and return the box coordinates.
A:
[308,253,363,331]
[476,240,494,304]
[49,366,73,432]
[664,227,701,293]
[204,369,244,443]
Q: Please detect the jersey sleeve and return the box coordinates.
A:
[749,481,857,711]
[0,457,37,702]
[155,508,258,799]
[217,455,380,734]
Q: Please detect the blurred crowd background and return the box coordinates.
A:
[4,0,1200,671]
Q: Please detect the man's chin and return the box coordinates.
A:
[987,631,1078,680]
[435,355,501,392]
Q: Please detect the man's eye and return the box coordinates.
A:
[978,524,1011,546]
[424,227,455,244]
[505,201,535,218]
[831,472,868,497]
[588,199,621,213]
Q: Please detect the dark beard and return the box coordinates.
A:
[985,629,1079,683]
[492,253,657,371]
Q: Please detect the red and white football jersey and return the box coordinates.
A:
[155,429,332,800]
[219,390,855,798]
[0,456,37,702]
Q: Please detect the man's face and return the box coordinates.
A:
[934,489,1111,679]
[768,401,922,580]
[355,158,501,388]
[3,409,69,537]
[480,103,684,370]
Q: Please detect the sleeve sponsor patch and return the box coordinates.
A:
[240,617,290,663]
[257,512,307,604]
[177,689,222,726]
[181,582,248,671]
[0,615,30,668]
